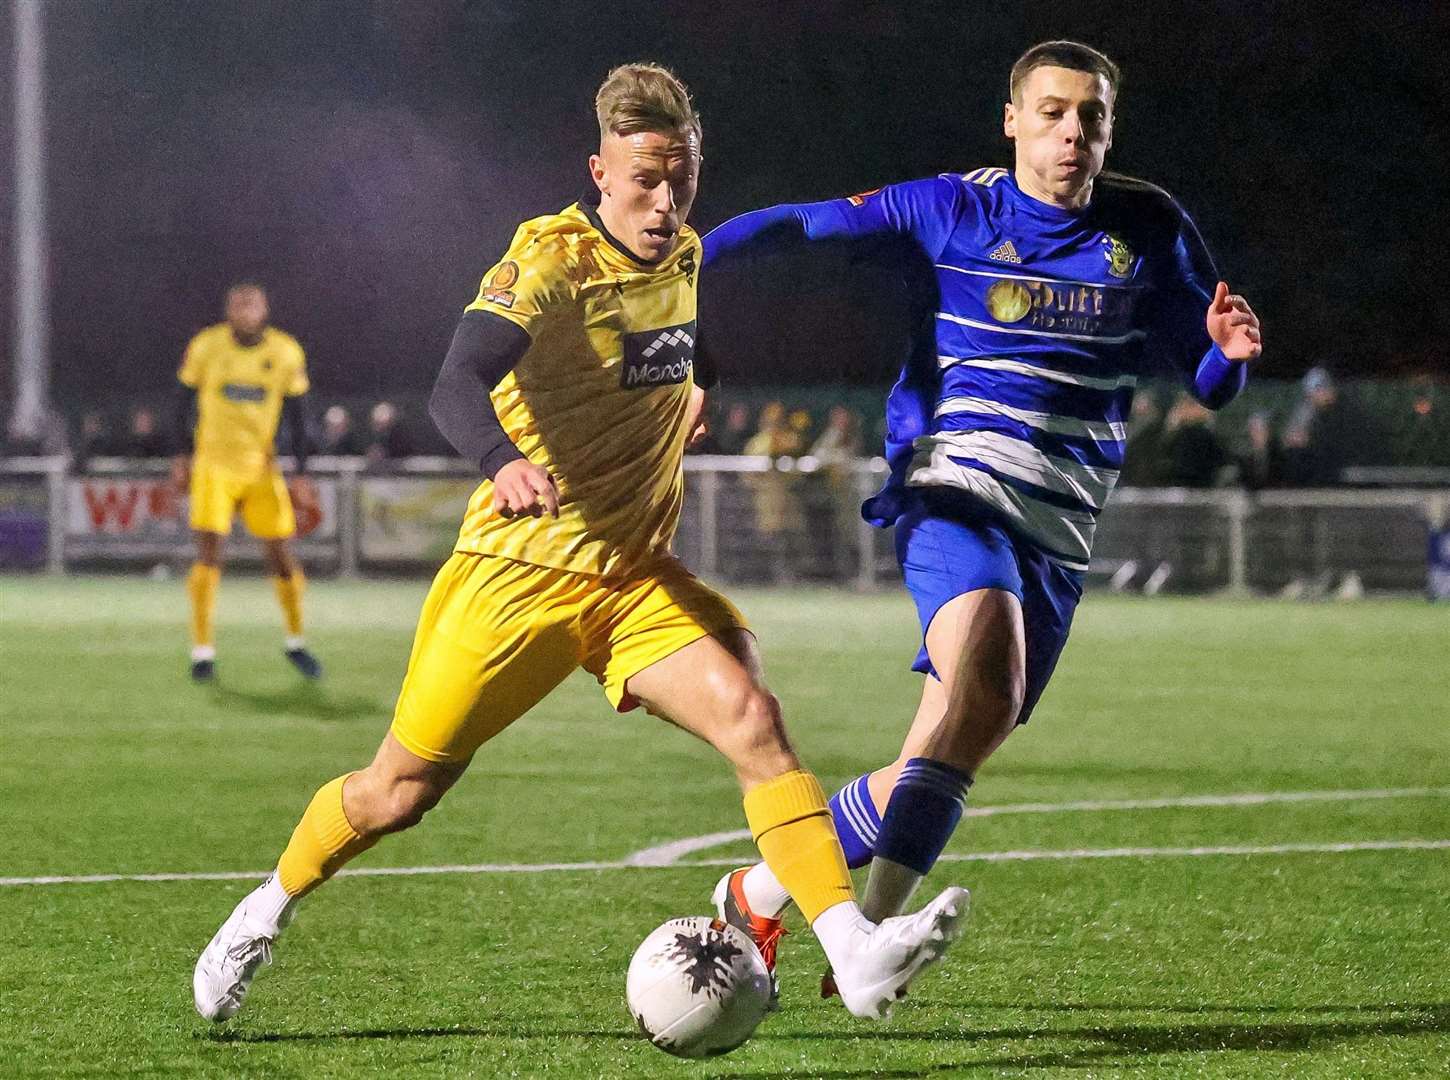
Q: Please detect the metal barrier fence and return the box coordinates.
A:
[2,455,1446,595]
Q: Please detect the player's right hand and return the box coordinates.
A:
[170,454,191,492]
[493,459,560,519]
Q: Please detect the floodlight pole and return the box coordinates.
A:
[10,0,51,444]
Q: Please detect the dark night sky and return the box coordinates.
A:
[3,0,1448,414]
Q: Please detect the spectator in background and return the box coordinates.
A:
[1239,409,1284,490]
[1282,367,1354,485]
[809,404,862,465]
[1400,377,1450,468]
[74,412,121,470]
[1160,392,1232,487]
[366,401,413,466]
[810,404,865,576]
[788,407,815,448]
[745,400,804,582]
[119,406,171,458]
[713,402,753,455]
[1119,390,1165,486]
[745,400,803,460]
[318,405,363,456]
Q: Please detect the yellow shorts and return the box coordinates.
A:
[390,551,748,763]
[189,459,295,539]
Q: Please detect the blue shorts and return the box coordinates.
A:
[896,501,1083,725]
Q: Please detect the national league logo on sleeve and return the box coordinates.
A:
[483,261,519,309]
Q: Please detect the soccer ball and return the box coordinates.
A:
[626,916,772,1058]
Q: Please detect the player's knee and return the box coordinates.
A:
[942,661,1023,739]
[981,663,1026,731]
[718,686,788,764]
[367,778,444,835]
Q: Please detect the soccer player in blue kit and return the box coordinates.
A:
[704,41,1264,994]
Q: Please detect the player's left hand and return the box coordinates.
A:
[1206,281,1262,361]
[685,385,710,450]
[289,475,319,514]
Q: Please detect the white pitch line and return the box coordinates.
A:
[676,838,1450,868]
[0,861,629,888]
[3,838,1448,889]
[622,786,1450,867]
[625,829,750,867]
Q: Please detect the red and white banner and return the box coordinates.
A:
[66,475,338,542]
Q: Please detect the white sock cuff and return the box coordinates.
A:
[248,872,298,933]
[190,645,216,662]
[741,862,793,920]
[284,635,307,651]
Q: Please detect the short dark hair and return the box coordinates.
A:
[1009,40,1120,103]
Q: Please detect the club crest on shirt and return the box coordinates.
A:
[1102,234,1135,279]
[483,261,519,308]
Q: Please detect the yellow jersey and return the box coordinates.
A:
[178,324,309,477]
[454,201,701,577]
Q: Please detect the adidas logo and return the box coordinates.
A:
[988,240,1022,264]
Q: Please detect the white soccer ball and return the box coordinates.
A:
[626,916,772,1058]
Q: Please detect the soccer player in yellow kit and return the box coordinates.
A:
[173,283,321,682]
[192,63,967,1026]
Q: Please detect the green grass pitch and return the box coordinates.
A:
[2,575,1447,1077]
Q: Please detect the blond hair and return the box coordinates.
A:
[595,62,701,144]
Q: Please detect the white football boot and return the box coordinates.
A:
[192,877,293,1022]
[830,885,970,1019]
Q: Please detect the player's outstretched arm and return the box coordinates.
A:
[428,309,558,519]
[703,177,962,269]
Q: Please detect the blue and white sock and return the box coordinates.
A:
[828,774,883,869]
[863,757,972,920]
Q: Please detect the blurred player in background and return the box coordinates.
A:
[173,283,321,682]
[192,63,967,1026]
[702,40,1262,993]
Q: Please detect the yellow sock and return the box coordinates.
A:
[273,570,306,638]
[276,774,378,898]
[186,563,221,649]
[743,769,854,924]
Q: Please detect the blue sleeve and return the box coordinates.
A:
[1151,206,1246,410]
[703,176,963,267]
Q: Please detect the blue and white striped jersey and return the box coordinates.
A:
[703,168,1246,570]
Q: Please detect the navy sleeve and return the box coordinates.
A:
[694,329,718,390]
[1152,207,1247,410]
[703,176,964,268]
[174,384,197,454]
[282,394,310,473]
[429,309,532,476]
